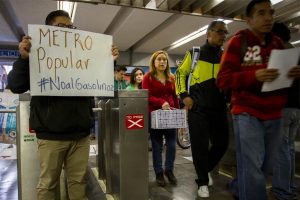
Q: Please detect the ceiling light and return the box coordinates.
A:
[57,1,77,22]
[220,19,233,24]
[291,40,300,45]
[145,0,156,9]
[170,25,208,48]
[271,0,283,5]
[168,19,233,50]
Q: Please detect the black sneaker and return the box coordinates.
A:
[164,170,177,185]
[156,173,166,187]
[226,181,239,200]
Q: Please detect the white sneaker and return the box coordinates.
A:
[198,185,209,198]
[208,173,214,186]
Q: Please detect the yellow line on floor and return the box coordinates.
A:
[218,170,233,179]
[91,167,114,200]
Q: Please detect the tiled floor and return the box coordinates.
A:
[0,159,18,200]
[147,147,236,200]
[1,141,300,200]
[88,144,300,200]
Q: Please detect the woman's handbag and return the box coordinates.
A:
[151,108,187,129]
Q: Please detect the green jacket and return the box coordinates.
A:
[126,84,136,91]
[114,79,127,90]
[175,42,226,111]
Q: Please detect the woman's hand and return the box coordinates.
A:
[162,102,170,110]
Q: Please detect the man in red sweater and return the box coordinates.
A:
[217,0,300,199]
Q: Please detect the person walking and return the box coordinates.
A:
[142,50,179,187]
[272,22,300,200]
[175,20,229,198]
[217,1,300,199]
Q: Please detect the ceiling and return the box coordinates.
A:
[0,0,299,56]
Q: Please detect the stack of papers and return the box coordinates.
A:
[262,47,300,92]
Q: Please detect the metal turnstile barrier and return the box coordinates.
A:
[97,90,149,200]
[16,93,63,200]
[95,99,106,181]
[95,97,114,193]
[17,93,40,200]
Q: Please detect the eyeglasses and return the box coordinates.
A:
[55,23,77,29]
[211,29,229,35]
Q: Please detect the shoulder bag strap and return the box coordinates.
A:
[187,46,200,94]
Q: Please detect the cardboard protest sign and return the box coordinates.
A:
[28,25,114,96]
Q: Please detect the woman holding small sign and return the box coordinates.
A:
[142,50,179,187]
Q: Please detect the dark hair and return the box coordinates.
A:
[115,65,127,72]
[272,22,291,42]
[45,10,70,25]
[246,0,271,17]
[207,20,226,33]
[130,67,145,88]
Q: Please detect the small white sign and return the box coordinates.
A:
[28,24,114,96]
[262,47,300,92]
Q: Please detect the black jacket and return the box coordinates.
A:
[285,79,300,109]
[175,42,227,112]
[8,58,93,140]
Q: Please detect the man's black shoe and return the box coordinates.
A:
[233,195,239,200]
[164,170,177,185]
[156,172,166,187]
[226,181,239,200]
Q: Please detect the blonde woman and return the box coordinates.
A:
[142,50,179,187]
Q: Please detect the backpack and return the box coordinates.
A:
[187,46,200,94]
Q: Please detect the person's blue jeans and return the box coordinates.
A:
[149,128,176,174]
[272,108,300,200]
[233,113,282,200]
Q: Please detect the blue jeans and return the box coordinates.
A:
[149,128,176,174]
[233,113,282,200]
[272,108,300,200]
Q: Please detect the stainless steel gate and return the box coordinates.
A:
[17,93,40,200]
[97,90,149,200]
[17,93,63,200]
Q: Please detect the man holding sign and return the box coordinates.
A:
[7,10,119,200]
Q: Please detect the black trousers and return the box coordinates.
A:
[188,109,229,186]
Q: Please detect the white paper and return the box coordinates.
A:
[28,24,114,97]
[261,47,300,92]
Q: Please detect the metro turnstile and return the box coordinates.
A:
[16,93,64,200]
[97,90,149,200]
[17,93,40,200]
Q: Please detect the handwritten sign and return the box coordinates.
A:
[28,24,114,96]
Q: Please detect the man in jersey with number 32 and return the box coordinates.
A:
[217,0,300,199]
